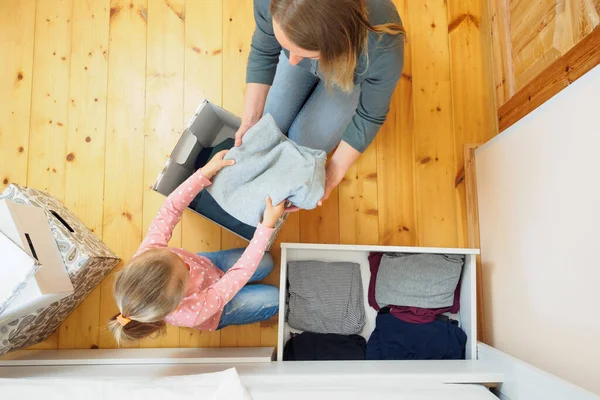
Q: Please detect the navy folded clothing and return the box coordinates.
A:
[366,312,467,360]
[189,189,256,240]
[283,332,366,361]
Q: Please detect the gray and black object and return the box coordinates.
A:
[191,137,256,240]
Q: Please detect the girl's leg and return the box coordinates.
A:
[263,52,320,134]
[288,81,361,153]
[198,248,274,282]
[217,284,279,329]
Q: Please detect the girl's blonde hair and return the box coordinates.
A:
[108,249,186,345]
[270,0,405,92]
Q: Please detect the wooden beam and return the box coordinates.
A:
[464,144,486,344]
[498,26,600,132]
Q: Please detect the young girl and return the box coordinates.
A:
[108,150,285,344]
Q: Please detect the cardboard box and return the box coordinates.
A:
[0,201,74,324]
[153,100,289,250]
[0,185,120,355]
[0,232,39,317]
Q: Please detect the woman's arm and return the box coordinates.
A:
[134,151,234,256]
[236,0,281,146]
[235,83,271,146]
[319,141,361,203]
[319,35,405,204]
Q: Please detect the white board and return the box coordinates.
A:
[476,64,600,395]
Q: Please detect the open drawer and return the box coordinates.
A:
[276,243,478,361]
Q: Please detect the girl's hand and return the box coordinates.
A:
[262,196,285,228]
[199,150,235,180]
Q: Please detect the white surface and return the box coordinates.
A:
[277,244,477,361]
[0,368,251,400]
[478,343,599,400]
[281,242,480,255]
[0,359,504,384]
[0,348,274,365]
[0,201,73,323]
[0,231,37,312]
[0,365,498,400]
[475,64,600,395]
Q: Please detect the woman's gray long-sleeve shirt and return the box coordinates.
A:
[246,0,404,153]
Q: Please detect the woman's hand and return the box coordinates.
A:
[262,196,286,228]
[317,141,361,206]
[235,83,270,146]
[234,122,255,147]
[318,161,346,206]
[199,150,235,180]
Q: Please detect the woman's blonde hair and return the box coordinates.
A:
[108,249,186,345]
[270,0,405,92]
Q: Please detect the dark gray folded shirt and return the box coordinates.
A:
[287,261,365,335]
[376,254,464,309]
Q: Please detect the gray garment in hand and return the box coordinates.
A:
[376,254,464,309]
[206,114,326,227]
[287,261,365,335]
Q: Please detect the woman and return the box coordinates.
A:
[235,0,404,206]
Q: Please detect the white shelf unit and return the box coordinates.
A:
[277,243,479,362]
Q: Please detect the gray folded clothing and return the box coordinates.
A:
[376,253,464,309]
[287,261,365,335]
[207,114,326,227]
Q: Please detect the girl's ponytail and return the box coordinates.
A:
[109,248,187,345]
[108,314,166,345]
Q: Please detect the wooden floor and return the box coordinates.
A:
[0,0,497,349]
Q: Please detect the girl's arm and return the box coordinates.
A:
[191,197,285,327]
[134,151,234,256]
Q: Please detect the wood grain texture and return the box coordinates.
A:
[409,0,458,248]
[377,0,416,247]
[464,144,486,344]
[1,0,502,350]
[0,0,35,191]
[448,0,497,246]
[23,0,74,350]
[339,144,379,245]
[498,26,600,131]
[184,0,223,110]
[220,0,261,348]
[179,0,224,349]
[27,0,73,203]
[138,0,186,349]
[59,0,110,350]
[299,188,341,245]
[491,0,600,109]
[99,0,148,349]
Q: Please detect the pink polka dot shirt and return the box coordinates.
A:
[133,170,274,331]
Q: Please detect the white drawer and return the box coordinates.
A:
[277,243,479,361]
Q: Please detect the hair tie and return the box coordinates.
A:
[116,314,131,326]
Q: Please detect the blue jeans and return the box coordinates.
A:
[198,248,279,330]
[263,52,360,153]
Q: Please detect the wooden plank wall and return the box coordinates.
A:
[490,0,600,115]
[0,0,496,350]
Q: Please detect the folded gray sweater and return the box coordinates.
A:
[287,261,365,335]
[376,253,464,309]
[207,114,326,226]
